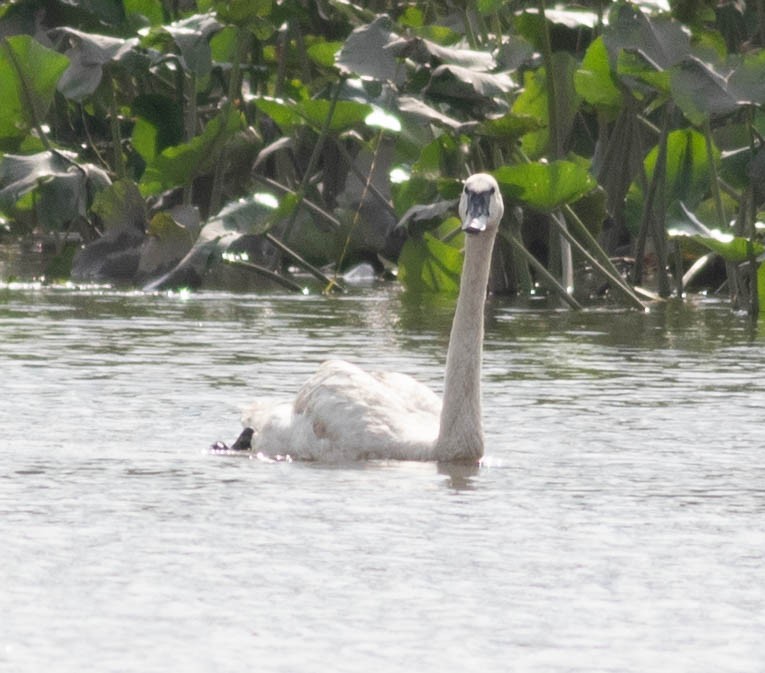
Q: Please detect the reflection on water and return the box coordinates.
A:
[1,285,765,673]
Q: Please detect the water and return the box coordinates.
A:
[1,284,764,672]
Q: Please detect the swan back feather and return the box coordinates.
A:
[242,360,441,461]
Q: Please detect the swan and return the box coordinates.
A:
[215,173,504,462]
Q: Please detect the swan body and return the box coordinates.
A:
[227,173,504,463]
[241,359,441,461]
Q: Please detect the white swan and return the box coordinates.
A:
[219,173,504,462]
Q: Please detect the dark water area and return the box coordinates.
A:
[1,282,764,672]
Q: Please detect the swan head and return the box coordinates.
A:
[459,173,504,234]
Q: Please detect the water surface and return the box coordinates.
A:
[1,285,764,672]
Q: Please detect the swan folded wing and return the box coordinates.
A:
[285,360,441,461]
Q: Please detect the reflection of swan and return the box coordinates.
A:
[221,173,504,462]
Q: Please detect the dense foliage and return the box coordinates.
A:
[1,0,765,313]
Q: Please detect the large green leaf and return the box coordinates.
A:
[625,128,715,233]
[398,233,463,293]
[139,107,242,195]
[52,28,139,101]
[670,58,738,125]
[253,97,372,133]
[574,36,622,112]
[0,35,70,145]
[493,160,596,212]
[336,15,404,85]
[671,53,765,125]
[603,3,691,71]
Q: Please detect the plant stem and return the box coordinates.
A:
[539,0,561,159]
[224,258,305,292]
[281,78,344,244]
[500,230,583,310]
[557,207,645,309]
[333,128,387,278]
[704,118,726,229]
[183,70,197,207]
[632,106,671,297]
[265,233,344,292]
[210,27,248,215]
[108,76,125,178]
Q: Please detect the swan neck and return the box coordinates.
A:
[435,230,496,462]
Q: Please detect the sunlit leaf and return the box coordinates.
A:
[493,160,596,212]
[575,36,622,111]
[307,41,342,68]
[398,6,424,28]
[365,108,401,132]
[124,0,165,27]
[413,135,461,179]
[392,175,439,219]
[253,97,372,133]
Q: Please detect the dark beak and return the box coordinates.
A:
[462,190,492,234]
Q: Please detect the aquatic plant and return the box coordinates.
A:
[0,1,764,315]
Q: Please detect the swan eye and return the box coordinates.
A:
[489,187,495,195]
